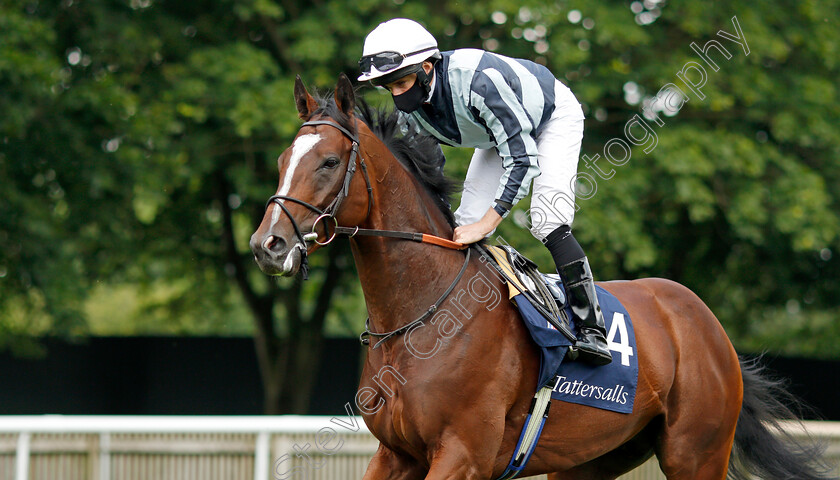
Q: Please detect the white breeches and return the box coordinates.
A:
[454,81,585,241]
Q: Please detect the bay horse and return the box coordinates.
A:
[250,73,832,480]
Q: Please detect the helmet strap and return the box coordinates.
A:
[416,61,435,99]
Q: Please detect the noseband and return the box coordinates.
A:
[264,119,374,279]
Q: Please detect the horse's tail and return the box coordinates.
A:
[728,356,837,480]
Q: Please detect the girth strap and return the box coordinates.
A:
[495,384,554,480]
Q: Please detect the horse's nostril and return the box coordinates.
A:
[263,235,286,253]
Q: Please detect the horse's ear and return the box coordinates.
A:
[294,75,318,120]
[334,73,356,117]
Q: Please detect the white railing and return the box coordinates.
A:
[0,416,837,480]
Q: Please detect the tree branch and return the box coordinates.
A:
[310,242,348,327]
[258,14,302,72]
[216,168,270,322]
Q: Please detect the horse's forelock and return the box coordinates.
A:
[308,91,356,138]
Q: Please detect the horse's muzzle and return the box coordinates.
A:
[250,232,302,276]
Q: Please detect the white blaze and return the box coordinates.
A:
[270,133,322,229]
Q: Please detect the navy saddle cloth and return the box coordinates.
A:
[513,281,639,414]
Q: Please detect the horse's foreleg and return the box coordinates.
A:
[422,435,500,480]
[422,450,483,479]
[362,443,427,480]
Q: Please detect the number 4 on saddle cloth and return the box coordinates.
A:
[480,245,639,415]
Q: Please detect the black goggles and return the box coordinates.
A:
[359,47,437,74]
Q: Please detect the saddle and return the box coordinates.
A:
[480,244,576,344]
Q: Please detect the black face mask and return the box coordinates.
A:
[392,67,433,113]
[392,77,426,113]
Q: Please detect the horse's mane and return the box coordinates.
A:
[308,93,457,227]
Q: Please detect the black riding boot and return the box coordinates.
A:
[544,227,612,366]
[558,257,612,366]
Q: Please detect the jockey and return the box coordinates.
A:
[358,18,611,366]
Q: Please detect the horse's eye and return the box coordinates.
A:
[321,157,340,169]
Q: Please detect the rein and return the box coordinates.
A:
[263,117,469,347]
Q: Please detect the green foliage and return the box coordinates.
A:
[0,0,838,364]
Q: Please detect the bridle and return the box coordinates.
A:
[261,116,471,348]
[264,118,465,275]
[265,120,373,258]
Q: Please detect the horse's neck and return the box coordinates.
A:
[351,155,464,331]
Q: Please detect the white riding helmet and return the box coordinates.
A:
[358,18,440,86]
